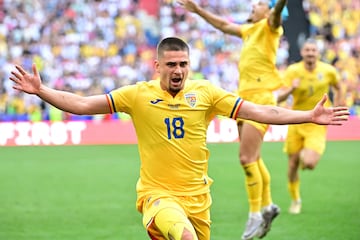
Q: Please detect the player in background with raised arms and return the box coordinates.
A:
[277,38,345,215]
[176,0,288,238]
[10,37,348,240]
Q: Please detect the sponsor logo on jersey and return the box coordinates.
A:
[150,99,164,104]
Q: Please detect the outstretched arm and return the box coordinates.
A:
[10,64,111,115]
[268,0,287,30]
[177,0,241,36]
[237,94,349,125]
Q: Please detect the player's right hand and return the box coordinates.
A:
[176,0,198,12]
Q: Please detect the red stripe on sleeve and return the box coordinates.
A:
[105,94,114,113]
[232,99,244,120]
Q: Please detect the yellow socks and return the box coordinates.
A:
[257,158,272,207]
[243,162,263,213]
[288,179,301,201]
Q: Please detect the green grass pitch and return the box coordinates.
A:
[1,141,359,240]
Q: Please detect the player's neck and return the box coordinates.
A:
[304,61,316,72]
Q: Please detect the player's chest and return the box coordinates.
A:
[296,73,331,95]
[300,70,331,86]
[135,91,209,120]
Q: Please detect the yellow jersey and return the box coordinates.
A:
[107,80,243,197]
[283,60,340,110]
[238,18,283,95]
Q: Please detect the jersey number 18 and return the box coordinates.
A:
[164,117,185,139]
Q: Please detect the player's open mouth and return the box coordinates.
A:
[171,77,182,86]
[305,56,316,61]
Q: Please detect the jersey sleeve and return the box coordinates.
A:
[239,23,251,38]
[106,84,138,114]
[207,83,243,119]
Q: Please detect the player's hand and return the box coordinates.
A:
[311,94,349,125]
[291,78,300,89]
[176,0,198,12]
[9,64,41,95]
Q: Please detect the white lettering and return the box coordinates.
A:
[0,121,87,146]
[67,121,87,144]
[15,122,32,145]
[207,118,238,143]
[0,123,15,145]
[207,118,289,143]
[218,118,238,142]
[50,122,68,145]
[32,122,51,145]
[206,120,219,143]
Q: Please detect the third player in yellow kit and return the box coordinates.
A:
[278,38,344,215]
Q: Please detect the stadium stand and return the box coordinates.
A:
[0,0,359,121]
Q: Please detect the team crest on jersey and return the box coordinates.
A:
[185,93,197,108]
[317,73,324,81]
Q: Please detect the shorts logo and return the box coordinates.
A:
[185,93,197,108]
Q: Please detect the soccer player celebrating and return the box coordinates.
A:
[176,0,288,238]
[10,37,348,240]
[277,38,345,215]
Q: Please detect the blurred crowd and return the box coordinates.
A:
[0,0,359,122]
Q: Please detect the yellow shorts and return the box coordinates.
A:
[237,91,277,134]
[284,123,327,155]
[138,193,212,240]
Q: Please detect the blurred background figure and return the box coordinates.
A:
[277,38,345,215]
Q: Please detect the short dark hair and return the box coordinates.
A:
[301,38,318,48]
[156,37,190,58]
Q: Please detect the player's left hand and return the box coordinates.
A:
[10,64,42,95]
[312,94,349,125]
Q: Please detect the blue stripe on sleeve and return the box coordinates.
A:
[108,93,117,112]
[230,97,241,118]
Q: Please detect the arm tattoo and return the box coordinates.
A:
[270,108,279,115]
